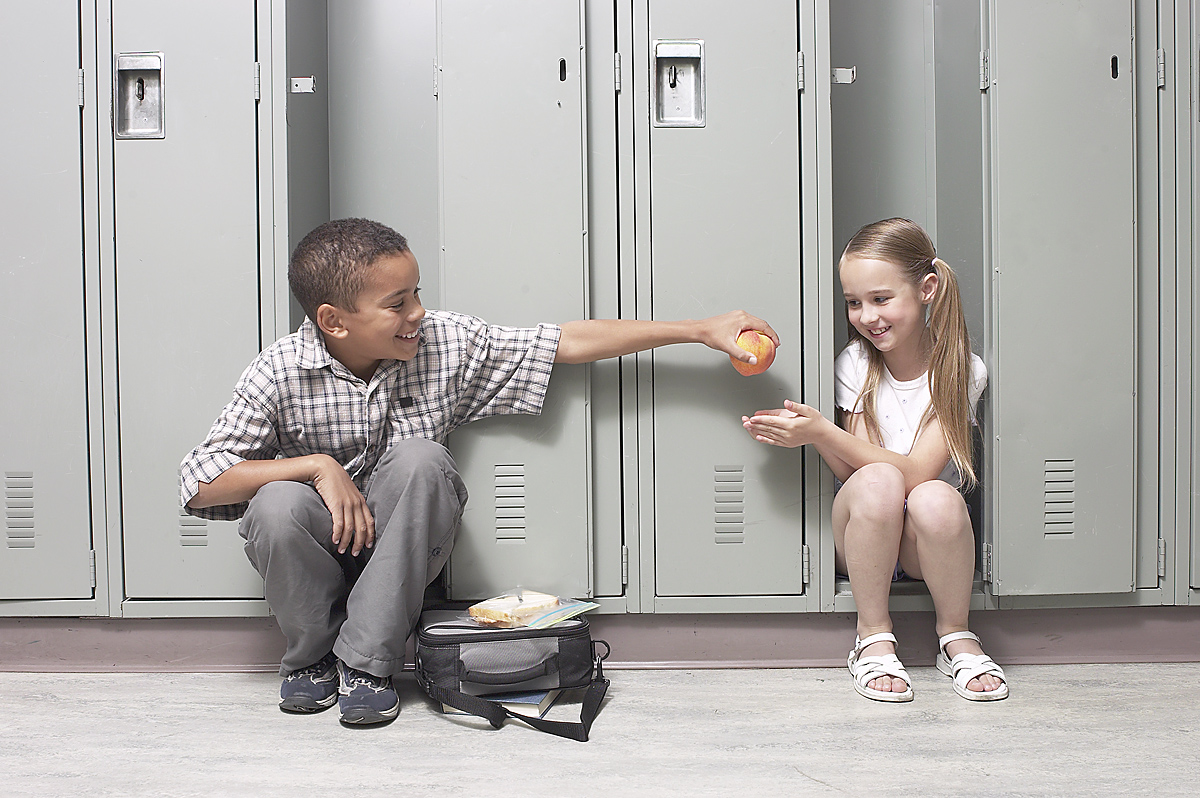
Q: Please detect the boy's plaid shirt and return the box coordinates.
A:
[179,310,561,520]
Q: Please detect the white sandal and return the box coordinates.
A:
[936,631,1009,701]
[847,632,914,703]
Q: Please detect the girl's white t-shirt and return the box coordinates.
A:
[833,339,987,487]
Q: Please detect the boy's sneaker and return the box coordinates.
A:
[279,652,339,713]
[337,661,400,726]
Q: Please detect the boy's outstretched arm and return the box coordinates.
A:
[554,310,778,365]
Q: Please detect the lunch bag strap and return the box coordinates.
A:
[425,640,610,742]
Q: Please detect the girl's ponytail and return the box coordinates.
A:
[925,257,977,490]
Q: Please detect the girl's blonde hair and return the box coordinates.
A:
[840,218,977,490]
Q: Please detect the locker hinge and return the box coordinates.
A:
[801,544,811,585]
[77,69,85,107]
[1157,538,1166,578]
[433,59,439,98]
[89,550,97,588]
[1156,49,1166,88]
[796,52,805,92]
[621,546,629,585]
[253,62,261,101]
[982,542,993,581]
[614,52,622,93]
[979,50,990,91]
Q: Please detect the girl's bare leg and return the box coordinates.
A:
[898,481,1004,693]
[833,463,908,694]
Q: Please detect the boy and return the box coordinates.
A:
[181,218,777,726]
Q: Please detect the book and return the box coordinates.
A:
[442,688,562,719]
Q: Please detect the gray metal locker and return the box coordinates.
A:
[436,0,593,599]
[986,0,1137,595]
[113,0,264,599]
[0,2,95,599]
[646,0,805,597]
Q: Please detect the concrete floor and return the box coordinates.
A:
[2,664,1197,797]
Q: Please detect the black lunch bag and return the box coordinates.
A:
[414,609,610,742]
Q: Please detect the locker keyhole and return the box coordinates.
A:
[559,59,566,81]
[1111,56,1119,79]
[669,64,677,88]
[136,77,145,101]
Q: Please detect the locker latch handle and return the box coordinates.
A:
[115,52,165,139]
[652,40,705,128]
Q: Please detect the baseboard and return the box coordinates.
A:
[2,606,1199,672]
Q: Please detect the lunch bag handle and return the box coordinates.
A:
[461,652,558,685]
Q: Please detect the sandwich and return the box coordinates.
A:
[468,590,559,627]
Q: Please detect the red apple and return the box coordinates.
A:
[731,330,776,376]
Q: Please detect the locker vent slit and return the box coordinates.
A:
[178,470,209,546]
[1043,459,1075,535]
[5,471,35,548]
[495,464,526,543]
[179,505,208,546]
[714,465,745,544]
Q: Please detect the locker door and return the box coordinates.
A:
[436,0,591,599]
[988,0,1136,595]
[113,0,264,599]
[648,0,805,597]
[0,2,94,599]
[829,0,932,248]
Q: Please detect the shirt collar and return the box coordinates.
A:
[295,318,334,371]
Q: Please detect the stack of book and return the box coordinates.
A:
[442,688,562,719]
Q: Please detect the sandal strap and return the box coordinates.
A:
[851,654,911,688]
[937,630,980,650]
[948,652,1006,687]
[856,632,898,652]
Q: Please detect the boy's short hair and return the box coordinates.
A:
[288,218,410,321]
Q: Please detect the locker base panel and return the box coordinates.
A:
[120,600,271,618]
[0,599,106,617]
[651,595,813,613]
[2,606,1200,672]
[832,576,989,613]
[995,589,1166,610]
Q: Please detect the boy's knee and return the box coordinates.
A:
[378,437,452,470]
[242,481,322,542]
[375,438,464,494]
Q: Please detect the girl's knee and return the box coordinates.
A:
[843,463,906,517]
[851,462,905,491]
[906,481,971,538]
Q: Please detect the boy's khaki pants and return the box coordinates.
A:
[239,438,469,678]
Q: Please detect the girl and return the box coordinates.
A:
[743,218,1007,702]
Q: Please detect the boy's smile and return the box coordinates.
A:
[319,251,426,381]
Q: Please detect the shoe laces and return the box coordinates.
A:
[286,653,335,681]
[341,665,390,693]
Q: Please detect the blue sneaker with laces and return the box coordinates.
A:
[279,651,338,713]
[337,661,400,725]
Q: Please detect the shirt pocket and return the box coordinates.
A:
[390,391,453,442]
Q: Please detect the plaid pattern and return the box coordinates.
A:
[180,310,561,520]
